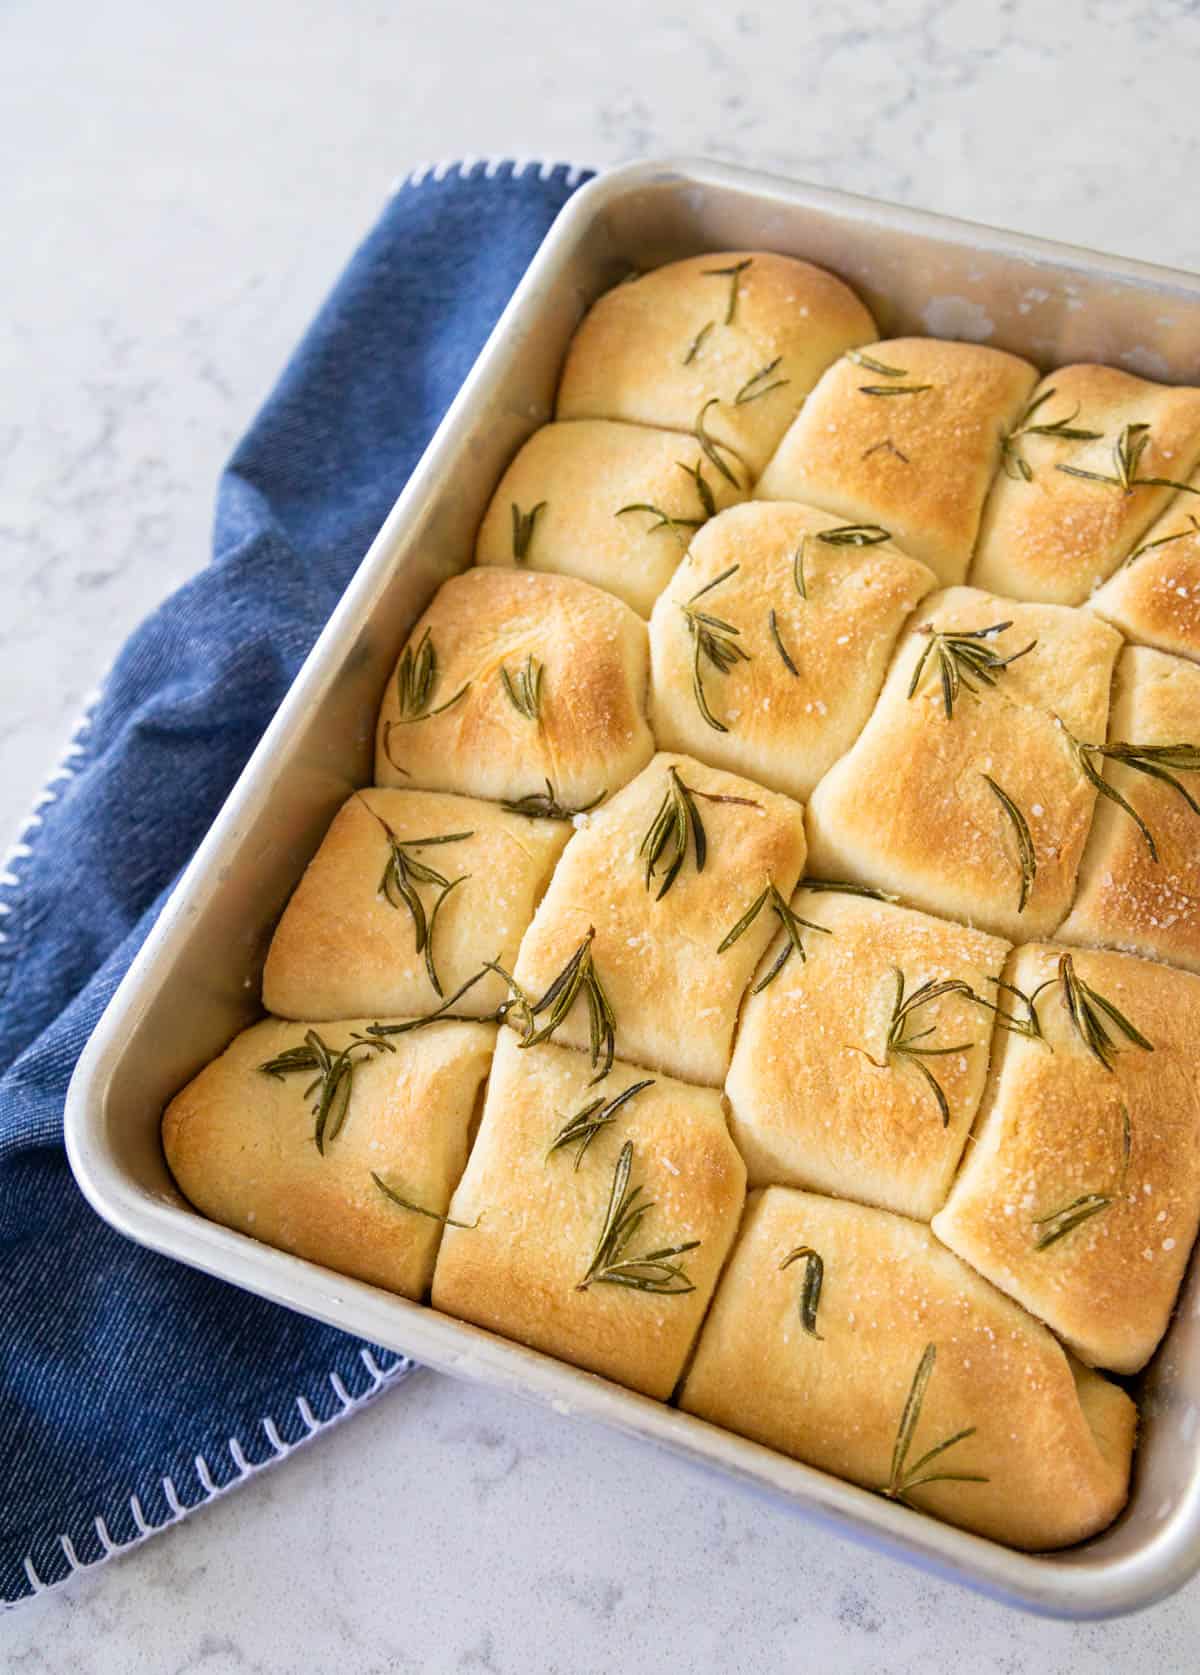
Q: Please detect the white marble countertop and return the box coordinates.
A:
[6,1,1200,1669]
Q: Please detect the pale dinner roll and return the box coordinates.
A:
[972,366,1200,605]
[431,1033,746,1399]
[510,752,808,1086]
[474,419,744,617]
[1059,647,1200,972]
[726,890,1009,1219]
[804,587,1123,940]
[262,789,569,1022]
[932,942,1200,1374]
[556,251,876,477]
[756,338,1037,586]
[680,1187,1135,1551]
[648,502,936,800]
[1089,474,1200,661]
[374,568,654,811]
[162,1016,496,1300]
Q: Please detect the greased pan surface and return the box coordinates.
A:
[65,159,1200,1618]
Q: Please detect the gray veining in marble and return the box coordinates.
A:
[5,0,1200,1669]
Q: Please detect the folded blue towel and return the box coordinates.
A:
[0,160,591,1604]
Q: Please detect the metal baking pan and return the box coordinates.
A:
[64,157,1200,1619]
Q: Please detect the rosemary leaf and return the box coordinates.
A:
[818,523,892,547]
[1032,1193,1111,1250]
[703,256,753,325]
[680,564,751,733]
[981,774,1037,913]
[499,654,544,722]
[616,501,703,547]
[639,764,760,901]
[677,458,717,520]
[881,1344,988,1503]
[1056,422,1200,497]
[547,1078,655,1169]
[799,877,900,902]
[907,621,1036,720]
[501,779,605,822]
[511,500,547,563]
[716,880,831,990]
[371,1171,478,1228]
[259,1028,394,1156]
[969,976,1047,1043]
[859,383,932,397]
[1000,388,1102,482]
[1126,513,1200,568]
[780,1245,824,1339]
[1056,952,1154,1072]
[1069,732,1200,864]
[576,1140,700,1293]
[735,356,789,406]
[846,349,910,378]
[694,399,745,490]
[683,319,714,366]
[366,965,496,1038]
[769,608,800,676]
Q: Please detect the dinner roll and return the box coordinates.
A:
[648,502,936,800]
[725,889,1009,1219]
[374,568,654,811]
[474,419,744,617]
[431,1032,746,1399]
[509,752,808,1085]
[804,587,1123,940]
[972,366,1200,605]
[556,251,876,476]
[680,1186,1136,1550]
[756,338,1037,586]
[932,942,1200,1374]
[262,789,569,1021]
[163,1016,496,1300]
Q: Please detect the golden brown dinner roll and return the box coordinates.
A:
[162,1016,496,1300]
[374,568,654,810]
[1058,647,1200,971]
[262,789,569,1022]
[755,338,1037,586]
[474,419,744,617]
[680,1187,1136,1551]
[556,251,876,477]
[648,502,937,800]
[1089,475,1200,661]
[972,366,1200,605]
[804,587,1123,940]
[725,890,1009,1219]
[508,752,808,1086]
[932,942,1200,1374]
[431,1033,746,1399]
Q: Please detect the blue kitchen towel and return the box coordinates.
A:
[0,159,592,1605]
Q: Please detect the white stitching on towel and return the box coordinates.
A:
[9,1359,413,1609]
[390,156,593,196]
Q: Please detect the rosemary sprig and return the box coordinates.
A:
[388,627,471,727]
[1000,388,1102,482]
[683,319,714,366]
[769,608,800,676]
[799,878,901,902]
[694,399,744,490]
[970,976,1048,1043]
[1056,422,1200,497]
[780,1245,824,1340]
[717,881,832,991]
[846,349,909,378]
[1068,731,1200,864]
[489,927,616,1079]
[1055,952,1153,1072]
[982,774,1037,913]
[501,779,605,822]
[366,965,496,1038]
[1125,513,1200,568]
[547,1078,656,1169]
[363,801,473,998]
[371,1171,478,1228]
[735,357,789,406]
[881,1344,988,1504]
[907,620,1036,720]
[677,458,717,520]
[681,564,751,733]
[511,500,547,563]
[639,764,760,901]
[259,1029,394,1155]
[616,501,703,547]
[1032,1193,1112,1250]
[703,256,752,325]
[852,969,976,1128]
[576,1140,700,1294]
[499,654,544,722]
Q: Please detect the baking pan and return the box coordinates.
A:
[64,158,1200,1618]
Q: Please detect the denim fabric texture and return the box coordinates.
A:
[0,161,591,1604]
